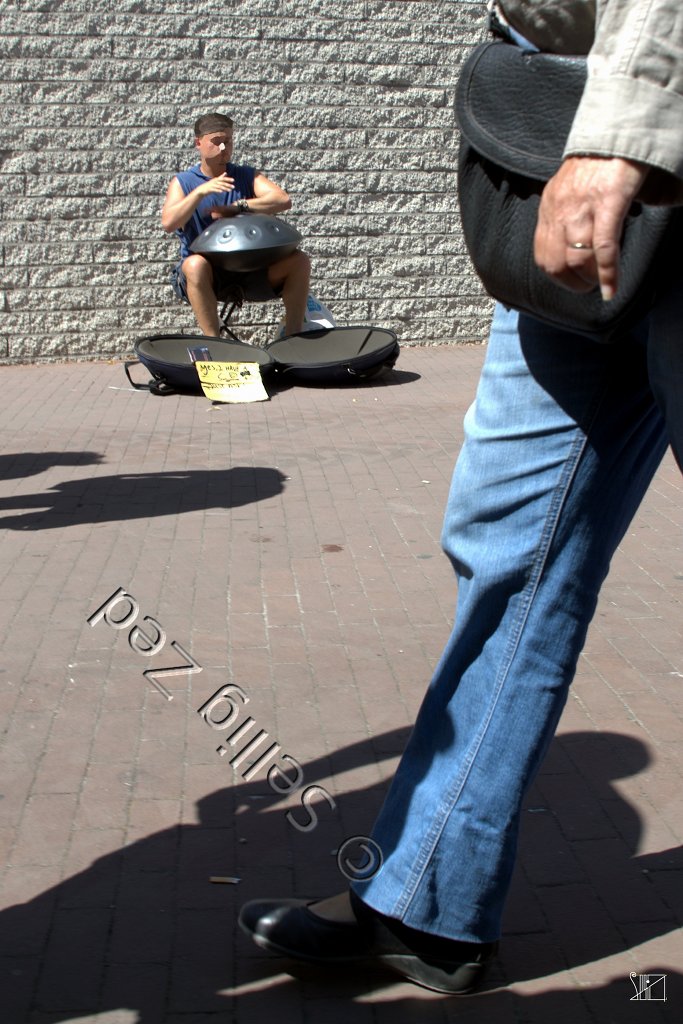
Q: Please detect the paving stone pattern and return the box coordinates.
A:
[0,346,681,1022]
[1,0,493,363]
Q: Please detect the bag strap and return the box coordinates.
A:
[123,360,178,397]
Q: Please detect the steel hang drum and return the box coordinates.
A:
[190,213,303,272]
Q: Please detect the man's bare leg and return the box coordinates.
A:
[268,250,311,336]
[181,254,221,336]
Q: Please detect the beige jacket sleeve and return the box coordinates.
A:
[565,0,683,201]
[499,0,683,201]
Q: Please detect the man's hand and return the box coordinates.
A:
[198,173,235,198]
[161,173,236,234]
[534,156,649,301]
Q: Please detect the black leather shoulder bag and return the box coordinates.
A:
[455,40,678,342]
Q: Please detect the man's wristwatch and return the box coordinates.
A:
[235,198,250,212]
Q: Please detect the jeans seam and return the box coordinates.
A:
[393,387,607,920]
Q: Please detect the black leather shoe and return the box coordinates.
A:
[238,891,498,994]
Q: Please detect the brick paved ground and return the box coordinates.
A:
[0,344,681,1024]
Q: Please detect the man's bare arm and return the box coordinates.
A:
[160,174,236,233]
[210,172,293,219]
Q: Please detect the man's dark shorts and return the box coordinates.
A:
[170,259,281,307]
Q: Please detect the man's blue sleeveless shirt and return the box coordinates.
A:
[174,162,257,259]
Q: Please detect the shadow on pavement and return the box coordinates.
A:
[1,729,681,1022]
[0,466,287,530]
[0,451,104,481]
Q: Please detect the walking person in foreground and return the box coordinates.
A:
[239,0,683,993]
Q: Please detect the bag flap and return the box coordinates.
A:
[456,41,587,179]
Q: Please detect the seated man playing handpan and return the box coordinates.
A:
[161,112,311,337]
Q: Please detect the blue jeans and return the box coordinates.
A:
[353,296,681,944]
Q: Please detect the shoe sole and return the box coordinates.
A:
[240,919,489,994]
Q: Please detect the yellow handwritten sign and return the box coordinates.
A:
[195,361,269,403]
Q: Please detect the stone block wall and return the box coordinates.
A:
[1,0,492,362]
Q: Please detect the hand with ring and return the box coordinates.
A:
[534,156,649,301]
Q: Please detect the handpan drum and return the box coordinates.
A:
[190,213,302,272]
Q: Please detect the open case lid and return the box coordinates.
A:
[265,326,399,382]
[128,327,399,394]
[134,334,275,393]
